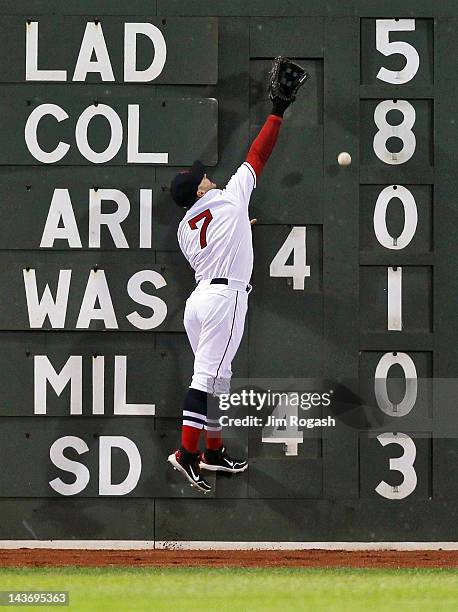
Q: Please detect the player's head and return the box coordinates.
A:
[170,160,216,208]
[197,174,216,198]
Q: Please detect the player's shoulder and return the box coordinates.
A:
[241,161,257,184]
[223,162,257,195]
[177,211,191,239]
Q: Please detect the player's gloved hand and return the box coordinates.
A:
[271,97,292,118]
[268,56,309,118]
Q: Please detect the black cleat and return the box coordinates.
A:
[199,446,248,474]
[167,449,212,493]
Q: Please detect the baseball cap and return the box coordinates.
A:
[170,160,205,208]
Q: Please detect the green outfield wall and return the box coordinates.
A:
[0,1,457,544]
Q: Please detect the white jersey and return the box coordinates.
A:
[177,162,256,285]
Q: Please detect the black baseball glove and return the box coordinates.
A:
[268,56,309,116]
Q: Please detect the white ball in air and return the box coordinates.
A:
[338,152,352,166]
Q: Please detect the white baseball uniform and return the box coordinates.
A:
[177,161,257,395]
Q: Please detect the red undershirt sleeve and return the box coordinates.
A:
[245,114,283,177]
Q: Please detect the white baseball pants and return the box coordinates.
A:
[183,280,250,395]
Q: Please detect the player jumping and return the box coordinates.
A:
[167,58,308,492]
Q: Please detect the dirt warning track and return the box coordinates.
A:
[0,549,457,569]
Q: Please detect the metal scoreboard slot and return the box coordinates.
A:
[359,18,434,501]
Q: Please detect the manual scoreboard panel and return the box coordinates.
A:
[0,2,456,542]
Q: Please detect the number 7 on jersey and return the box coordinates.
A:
[189,209,213,249]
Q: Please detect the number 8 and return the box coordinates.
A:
[373,99,416,165]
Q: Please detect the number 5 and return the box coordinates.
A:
[376,19,420,84]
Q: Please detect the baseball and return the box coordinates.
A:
[338,151,352,166]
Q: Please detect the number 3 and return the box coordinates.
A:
[189,209,213,248]
[375,432,417,499]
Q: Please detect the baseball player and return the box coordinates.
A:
[167,58,308,492]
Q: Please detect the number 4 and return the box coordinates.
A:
[270,226,311,290]
[262,395,303,456]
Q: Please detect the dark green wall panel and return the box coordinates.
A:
[322,17,360,380]
[0,86,217,166]
[0,332,197,417]
[360,99,433,168]
[155,498,458,541]
[434,19,458,377]
[0,420,217,498]
[1,2,158,15]
[0,498,155,539]
[359,351,433,420]
[158,1,457,18]
[360,18,434,86]
[0,17,217,84]
[250,18,323,57]
[0,252,192,331]
[360,266,433,333]
[249,58,324,224]
[247,458,322,499]
[359,185,433,256]
[433,440,458,499]
[0,3,456,543]
[323,425,359,499]
[432,20,458,513]
[0,167,159,251]
[156,18,250,194]
[359,433,431,500]
[248,225,323,378]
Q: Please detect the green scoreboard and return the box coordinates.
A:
[0,1,457,544]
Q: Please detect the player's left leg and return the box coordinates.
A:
[199,288,249,474]
[199,445,248,473]
[170,285,249,481]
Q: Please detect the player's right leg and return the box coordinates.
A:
[167,291,211,493]
[167,386,212,493]
[167,447,211,493]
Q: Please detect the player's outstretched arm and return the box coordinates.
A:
[246,57,309,178]
[245,111,284,178]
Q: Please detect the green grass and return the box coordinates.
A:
[0,567,457,611]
